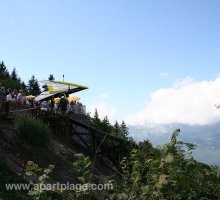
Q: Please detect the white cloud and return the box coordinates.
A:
[126,76,220,126]
[87,93,117,122]
[173,76,194,87]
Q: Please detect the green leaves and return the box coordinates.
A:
[109,129,220,200]
[179,175,191,188]
[25,161,56,200]
[164,153,174,164]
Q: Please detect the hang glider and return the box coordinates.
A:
[35,80,88,101]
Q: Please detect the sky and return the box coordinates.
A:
[1,0,220,127]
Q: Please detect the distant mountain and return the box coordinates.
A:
[129,123,220,166]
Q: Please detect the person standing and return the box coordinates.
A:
[17,89,24,109]
[5,89,12,115]
[50,97,55,112]
[60,95,68,116]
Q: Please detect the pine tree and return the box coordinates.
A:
[120,121,129,139]
[102,116,112,133]
[0,61,9,77]
[114,121,120,136]
[48,74,55,81]
[0,61,6,74]
[27,75,41,95]
[21,81,27,93]
[11,67,18,80]
[92,108,101,129]
[94,108,100,121]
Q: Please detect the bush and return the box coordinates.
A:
[15,114,51,146]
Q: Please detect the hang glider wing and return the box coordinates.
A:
[35,80,88,101]
[35,91,54,101]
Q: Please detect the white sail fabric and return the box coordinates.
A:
[35,91,54,101]
[35,80,88,101]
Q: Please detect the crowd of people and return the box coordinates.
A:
[0,86,27,115]
[0,84,86,116]
[40,96,86,115]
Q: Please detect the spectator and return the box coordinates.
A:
[17,89,24,107]
[50,97,55,112]
[69,100,76,113]
[5,89,13,115]
[59,96,68,116]
[11,89,17,100]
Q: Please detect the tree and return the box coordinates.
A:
[93,108,100,121]
[101,116,112,133]
[0,61,6,74]
[114,121,120,136]
[48,74,55,81]
[0,61,9,77]
[21,81,27,93]
[27,75,41,95]
[91,108,101,129]
[11,68,18,80]
[120,121,129,139]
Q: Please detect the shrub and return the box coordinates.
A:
[15,114,51,146]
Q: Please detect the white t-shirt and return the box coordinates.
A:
[7,94,12,102]
[17,93,24,105]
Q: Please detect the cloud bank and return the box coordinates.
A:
[126,76,220,126]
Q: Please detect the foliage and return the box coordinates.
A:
[15,114,51,146]
[0,61,9,78]
[48,74,55,81]
[101,116,112,133]
[136,140,161,162]
[90,109,130,140]
[72,155,94,199]
[25,161,67,200]
[0,61,27,92]
[114,121,120,136]
[91,108,101,129]
[120,121,129,139]
[27,75,41,95]
[11,67,18,80]
[110,129,220,200]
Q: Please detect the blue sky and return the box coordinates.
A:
[1,0,220,124]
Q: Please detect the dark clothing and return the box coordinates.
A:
[60,98,67,112]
